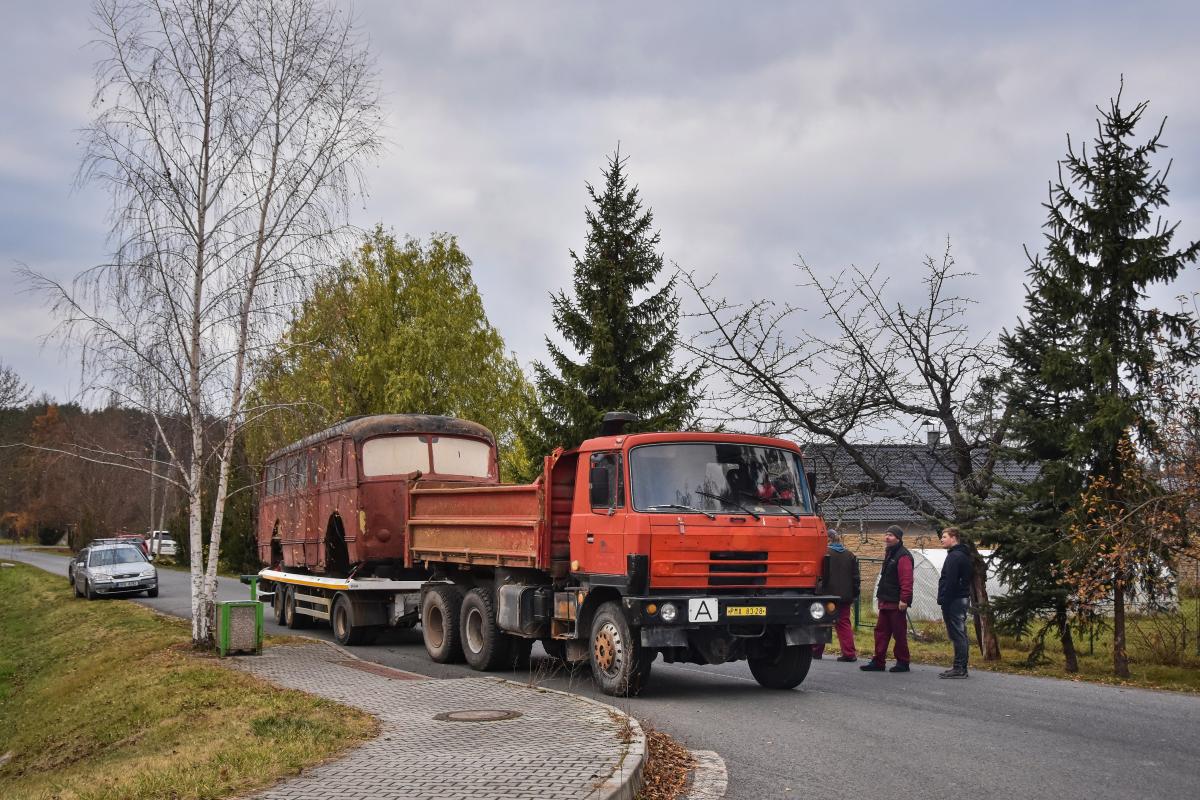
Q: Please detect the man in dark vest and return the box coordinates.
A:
[861,525,913,672]
[937,526,974,678]
[812,529,860,662]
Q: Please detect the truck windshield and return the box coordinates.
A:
[630,442,812,516]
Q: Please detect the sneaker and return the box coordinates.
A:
[859,661,885,672]
[940,668,969,679]
[836,655,857,663]
[888,663,910,673]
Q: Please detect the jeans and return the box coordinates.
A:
[942,596,970,670]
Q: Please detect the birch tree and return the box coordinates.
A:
[26,0,382,646]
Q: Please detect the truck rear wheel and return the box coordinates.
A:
[749,644,812,690]
[460,586,513,671]
[332,592,373,646]
[271,582,287,625]
[284,586,312,629]
[589,601,650,696]
[422,584,465,663]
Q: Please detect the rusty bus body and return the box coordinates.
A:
[257,414,498,576]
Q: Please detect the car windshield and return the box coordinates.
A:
[630,442,813,515]
[90,547,147,566]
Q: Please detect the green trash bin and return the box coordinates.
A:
[217,600,263,657]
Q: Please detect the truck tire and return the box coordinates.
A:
[748,644,813,690]
[271,582,287,625]
[460,586,513,671]
[284,586,312,629]
[331,592,373,646]
[422,585,465,663]
[589,601,650,696]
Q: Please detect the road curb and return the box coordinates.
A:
[682,749,727,799]
[494,677,645,800]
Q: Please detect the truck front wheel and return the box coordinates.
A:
[422,585,465,663]
[589,602,650,697]
[748,643,813,690]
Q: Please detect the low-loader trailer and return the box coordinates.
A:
[259,414,837,695]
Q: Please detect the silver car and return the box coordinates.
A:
[72,543,159,599]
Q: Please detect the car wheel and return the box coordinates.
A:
[85,580,97,600]
[73,577,82,598]
[146,586,159,598]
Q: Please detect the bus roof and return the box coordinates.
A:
[266,414,497,463]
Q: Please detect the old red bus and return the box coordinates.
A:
[258,414,498,576]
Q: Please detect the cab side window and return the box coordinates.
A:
[588,452,624,512]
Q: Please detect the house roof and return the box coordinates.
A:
[802,442,1037,523]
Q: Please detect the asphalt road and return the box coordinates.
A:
[7,545,1199,800]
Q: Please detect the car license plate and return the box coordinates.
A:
[726,606,766,617]
[118,580,137,587]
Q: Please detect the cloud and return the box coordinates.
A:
[2,0,1198,407]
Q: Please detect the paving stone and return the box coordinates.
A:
[231,644,642,800]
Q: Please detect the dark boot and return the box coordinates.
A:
[888,662,910,673]
[859,660,885,672]
[939,667,969,679]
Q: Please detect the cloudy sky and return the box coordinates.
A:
[3,1,1199,405]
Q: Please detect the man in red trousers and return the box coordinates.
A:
[861,525,913,673]
[812,529,860,661]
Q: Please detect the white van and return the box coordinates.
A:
[146,531,178,558]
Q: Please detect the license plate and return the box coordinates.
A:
[726,606,766,617]
[118,580,137,587]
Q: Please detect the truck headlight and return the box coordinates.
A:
[660,602,678,623]
[809,601,826,620]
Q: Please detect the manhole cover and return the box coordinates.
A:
[434,709,523,722]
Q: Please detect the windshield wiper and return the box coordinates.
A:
[753,495,803,520]
[695,490,761,521]
[648,503,716,520]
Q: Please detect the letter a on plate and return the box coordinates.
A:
[688,597,719,623]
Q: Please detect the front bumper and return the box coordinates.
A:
[93,577,157,594]
[621,593,840,628]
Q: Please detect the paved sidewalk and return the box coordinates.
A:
[229,643,644,800]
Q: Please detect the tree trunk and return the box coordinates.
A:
[1056,600,1078,673]
[970,556,1001,661]
[1113,576,1129,678]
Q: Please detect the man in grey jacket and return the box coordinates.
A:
[813,529,860,662]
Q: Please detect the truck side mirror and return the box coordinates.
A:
[806,470,820,513]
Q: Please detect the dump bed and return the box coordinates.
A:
[407,481,549,569]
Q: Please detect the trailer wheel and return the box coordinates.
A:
[271,582,287,625]
[284,586,312,629]
[589,601,650,696]
[421,585,465,663]
[459,586,513,671]
[748,643,812,690]
[331,592,374,646]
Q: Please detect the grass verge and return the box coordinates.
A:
[0,562,377,800]
[848,598,1200,692]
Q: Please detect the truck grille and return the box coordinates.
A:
[708,551,768,587]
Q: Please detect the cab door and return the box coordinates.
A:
[574,451,626,575]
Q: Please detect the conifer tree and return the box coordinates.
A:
[992,84,1199,677]
[526,151,701,456]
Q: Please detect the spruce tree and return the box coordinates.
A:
[993,85,1199,676]
[526,150,701,456]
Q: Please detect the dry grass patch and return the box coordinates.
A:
[636,725,694,800]
[0,562,376,800]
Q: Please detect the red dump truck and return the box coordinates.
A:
[257,413,837,695]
